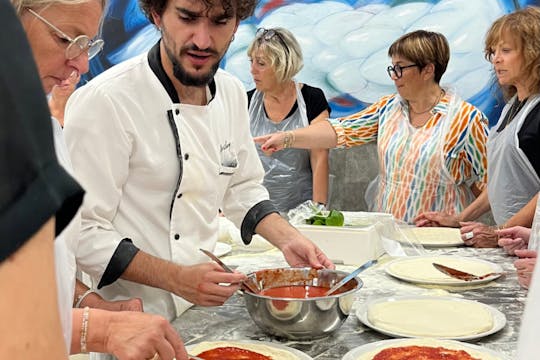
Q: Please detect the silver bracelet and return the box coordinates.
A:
[75,289,95,308]
[80,306,90,353]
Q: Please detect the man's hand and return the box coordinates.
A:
[497,226,531,255]
[459,221,499,247]
[254,212,335,270]
[171,262,245,306]
[279,235,335,270]
[414,211,460,228]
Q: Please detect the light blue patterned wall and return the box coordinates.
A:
[86,0,539,124]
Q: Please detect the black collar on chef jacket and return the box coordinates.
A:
[147,40,216,104]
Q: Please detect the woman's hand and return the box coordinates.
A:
[102,311,188,360]
[513,250,537,289]
[80,291,144,312]
[497,226,531,255]
[414,211,460,227]
[253,132,286,155]
[459,222,499,247]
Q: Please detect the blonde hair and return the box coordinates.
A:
[388,30,449,83]
[484,6,540,99]
[247,27,303,84]
[11,0,106,15]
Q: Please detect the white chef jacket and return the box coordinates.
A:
[64,45,270,320]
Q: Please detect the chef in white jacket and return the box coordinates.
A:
[64,0,333,323]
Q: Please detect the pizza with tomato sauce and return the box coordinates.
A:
[196,346,271,359]
[189,341,300,360]
[371,345,480,360]
[352,339,502,360]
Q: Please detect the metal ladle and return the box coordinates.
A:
[325,259,377,296]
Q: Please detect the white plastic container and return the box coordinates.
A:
[294,224,385,265]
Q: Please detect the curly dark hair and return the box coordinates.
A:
[139,0,257,24]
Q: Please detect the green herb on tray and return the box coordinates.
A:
[306,210,345,226]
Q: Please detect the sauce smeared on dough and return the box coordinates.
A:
[372,345,480,360]
[197,346,272,359]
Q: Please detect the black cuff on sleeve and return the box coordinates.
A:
[240,200,278,245]
[97,238,139,289]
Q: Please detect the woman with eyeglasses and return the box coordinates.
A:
[255,30,488,224]
[10,0,189,359]
[416,7,540,249]
[248,27,330,212]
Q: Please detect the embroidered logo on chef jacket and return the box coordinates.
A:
[219,141,238,175]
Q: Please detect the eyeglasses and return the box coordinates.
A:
[255,28,290,56]
[27,8,104,60]
[387,64,418,79]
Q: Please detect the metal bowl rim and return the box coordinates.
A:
[245,267,364,301]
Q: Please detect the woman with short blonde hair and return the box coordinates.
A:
[248,27,330,212]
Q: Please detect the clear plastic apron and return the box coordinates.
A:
[368,89,474,223]
[249,83,312,212]
[487,95,540,225]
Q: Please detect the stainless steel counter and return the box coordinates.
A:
[172,245,526,359]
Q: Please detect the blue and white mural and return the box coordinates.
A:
[87,0,538,123]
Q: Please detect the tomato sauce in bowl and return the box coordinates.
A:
[260,285,332,299]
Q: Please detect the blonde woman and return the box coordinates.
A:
[8,0,188,358]
[248,27,330,212]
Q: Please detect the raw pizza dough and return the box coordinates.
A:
[400,227,463,246]
[367,298,494,337]
[387,256,495,283]
[190,341,299,360]
[355,338,501,360]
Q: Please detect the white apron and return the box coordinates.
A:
[487,95,540,224]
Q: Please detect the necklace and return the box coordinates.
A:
[507,98,527,122]
[409,89,445,115]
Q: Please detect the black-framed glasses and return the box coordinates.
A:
[255,28,290,56]
[27,8,104,60]
[387,64,418,79]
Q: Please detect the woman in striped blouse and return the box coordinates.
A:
[255,30,488,224]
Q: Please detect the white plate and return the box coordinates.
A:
[342,338,509,360]
[399,227,464,247]
[385,255,503,286]
[187,339,312,359]
[356,295,506,341]
[213,242,232,257]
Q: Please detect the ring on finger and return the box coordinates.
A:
[464,231,474,240]
[150,353,160,360]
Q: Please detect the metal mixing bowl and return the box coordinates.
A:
[243,267,363,340]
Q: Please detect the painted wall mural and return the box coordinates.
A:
[87,0,538,123]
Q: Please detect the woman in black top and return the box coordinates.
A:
[416,7,540,248]
[247,27,331,212]
[0,0,83,357]
[3,0,189,358]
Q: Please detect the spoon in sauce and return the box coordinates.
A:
[199,248,260,293]
[325,259,377,296]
